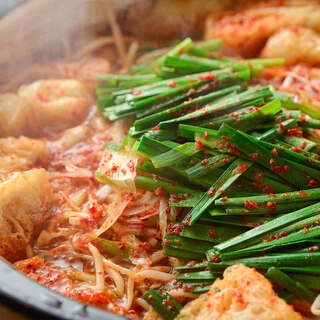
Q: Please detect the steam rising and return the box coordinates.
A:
[0,0,240,92]
[0,0,132,90]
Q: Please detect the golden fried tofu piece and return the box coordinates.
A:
[261,27,320,65]
[0,136,50,176]
[0,79,93,137]
[176,264,302,320]
[205,5,320,57]
[0,93,26,137]
[0,169,52,261]
[19,79,93,136]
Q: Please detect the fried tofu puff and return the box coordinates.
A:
[0,79,93,137]
[205,4,320,57]
[176,264,302,320]
[0,137,50,176]
[0,93,26,137]
[261,27,320,65]
[19,79,93,136]
[0,169,52,261]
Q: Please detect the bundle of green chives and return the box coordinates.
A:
[96,38,320,318]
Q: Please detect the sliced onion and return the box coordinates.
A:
[311,294,320,316]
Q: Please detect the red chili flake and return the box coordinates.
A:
[88,204,97,213]
[264,231,288,243]
[127,160,135,173]
[300,115,307,123]
[275,117,282,123]
[244,200,259,210]
[155,187,167,197]
[138,242,152,250]
[309,247,316,253]
[118,242,126,251]
[183,215,192,226]
[121,168,127,175]
[256,171,264,182]
[208,187,216,197]
[133,90,142,96]
[286,128,302,137]
[178,47,184,55]
[233,163,249,175]
[299,191,308,197]
[201,159,208,165]
[278,123,285,134]
[195,139,205,149]
[267,201,277,211]
[151,125,160,131]
[283,165,290,173]
[271,165,285,173]
[221,135,230,141]
[251,153,259,161]
[300,141,307,149]
[170,194,186,203]
[208,229,217,237]
[271,148,278,156]
[148,296,154,301]
[269,159,276,166]
[228,145,241,155]
[198,73,216,81]
[110,165,119,172]
[303,226,310,233]
[203,131,209,139]
[291,147,300,153]
[220,196,228,202]
[286,114,292,120]
[251,182,259,189]
[236,292,244,304]
[167,80,177,88]
[309,179,319,188]
[210,254,221,263]
[183,284,195,292]
[263,186,275,194]
[167,223,184,235]
[164,240,170,246]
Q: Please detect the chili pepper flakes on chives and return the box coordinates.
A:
[96,37,320,316]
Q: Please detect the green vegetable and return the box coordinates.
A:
[143,290,182,320]
[265,267,316,302]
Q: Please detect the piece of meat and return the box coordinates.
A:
[205,4,320,57]
[0,169,53,261]
[176,264,302,320]
[0,136,50,176]
[261,27,320,65]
